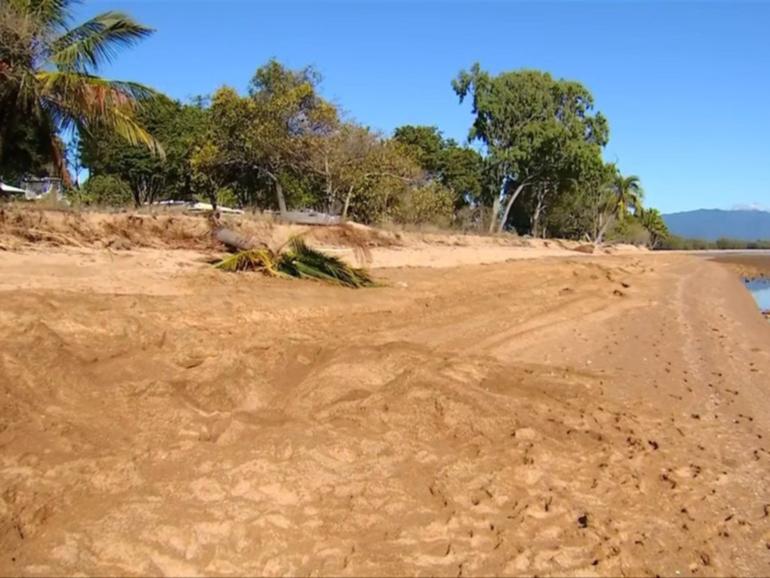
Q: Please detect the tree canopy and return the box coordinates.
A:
[452,64,610,233]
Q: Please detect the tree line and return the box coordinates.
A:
[657,237,770,251]
[1,0,669,245]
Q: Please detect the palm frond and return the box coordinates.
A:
[8,0,72,28]
[213,248,282,275]
[213,237,375,288]
[36,70,164,156]
[50,11,154,72]
[105,80,158,101]
[102,106,165,157]
[36,71,157,109]
[279,237,375,288]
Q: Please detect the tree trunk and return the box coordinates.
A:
[274,178,287,215]
[531,185,546,238]
[214,227,254,252]
[147,181,159,206]
[487,196,501,233]
[497,182,528,234]
[132,183,143,208]
[531,199,543,238]
[324,155,333,213]
[342,184,355,220]
[595,213,613,244]
[49,135,72,188]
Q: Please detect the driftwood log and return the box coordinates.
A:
[214,228,256,252]
[573,243,596,254]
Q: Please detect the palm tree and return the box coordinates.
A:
[610,168,644,220]
[0,0,162,182]
[639,208,669,249]
[595,165,644,243]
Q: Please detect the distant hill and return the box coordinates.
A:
[663,209,770,241]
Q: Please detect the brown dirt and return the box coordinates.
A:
[1,217,769,576]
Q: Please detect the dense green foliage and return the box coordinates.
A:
[80,95,208,206]
[1,3,670,245]
[76,174,132,206]
[393,125,484,208]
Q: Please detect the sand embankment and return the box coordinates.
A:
[0,205,646,269]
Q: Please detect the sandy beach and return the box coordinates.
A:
[0,222,769,576]
[3,0,769,573]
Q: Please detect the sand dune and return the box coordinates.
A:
[1,242,769,576]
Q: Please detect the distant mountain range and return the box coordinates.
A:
[663,209,770,241]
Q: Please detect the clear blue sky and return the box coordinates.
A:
[79,1,770,214]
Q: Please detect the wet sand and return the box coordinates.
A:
[709,252,770,278]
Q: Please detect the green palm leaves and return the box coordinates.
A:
[50,11,154,72]
[610,169,644,220]
[215,237,375,288]
[639,208,669,248]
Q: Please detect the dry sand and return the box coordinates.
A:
[1,213,769,576]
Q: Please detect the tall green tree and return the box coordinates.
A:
[81,96,208,206]
[308,123,419,220]
[342,138,421,223]
[0,0,162,181]
[439,144,484,208]
[196,60,338,214]
[248,60,338,213]
[393,124,484,209]
[393,125,445,173]
[452,64,609,232]
[306,122,371,213]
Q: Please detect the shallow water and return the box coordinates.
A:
[746,278,770,312]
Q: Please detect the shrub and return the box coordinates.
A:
[657,235,713,250]
[606,218,650,246]
[395,182,454,227]
[78,175,133,207]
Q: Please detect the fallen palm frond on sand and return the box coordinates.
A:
[214,232,375,288]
